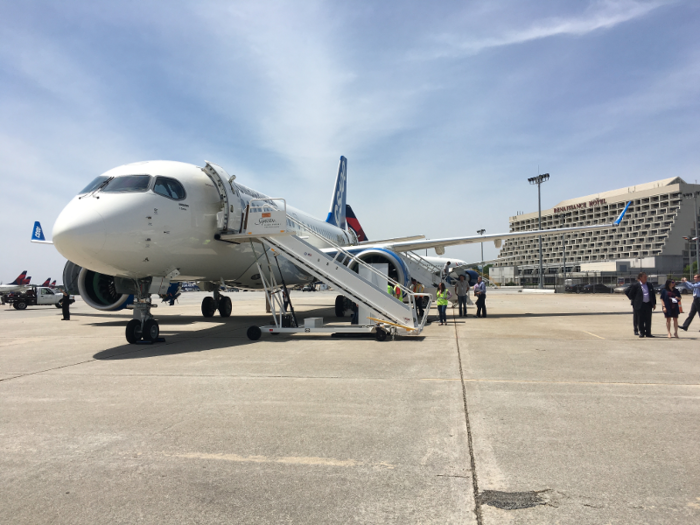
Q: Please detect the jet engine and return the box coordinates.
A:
[346,248,411,288]
[63,261,133,311]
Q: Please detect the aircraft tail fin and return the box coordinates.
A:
[325,156,347,230]
[10,271,27,285]
[346,204,368,242]
[50,280,56,288]
[41,278,51,287]
[24,276,32,285]
[31,221,52,244]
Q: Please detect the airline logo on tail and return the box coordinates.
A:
[41,278,52,287]
[325,156,347,230]
[10,271,28,285]
[32,221,46,242]
[346,204,368,242]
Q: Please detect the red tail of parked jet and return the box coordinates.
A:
[10,271,28,285]
[41,278,52,287]
[50,280,56,288]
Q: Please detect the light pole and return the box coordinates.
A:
[477,229,486,273]
[528,173,550,289]
[559,213,566,283]
[683,191,700,276]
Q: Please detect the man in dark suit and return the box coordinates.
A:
[626,272,656,337]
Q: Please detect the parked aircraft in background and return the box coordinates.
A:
[0,271,32,293]
[39,156,629,343]
[40,278,52,288]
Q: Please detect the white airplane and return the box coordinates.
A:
[0,271,32,294]
[39,156,630,343]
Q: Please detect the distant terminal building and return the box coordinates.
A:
[491,177,700,286]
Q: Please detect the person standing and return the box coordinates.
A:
[454,275,470,317]
[61,290,71,321]
[412,278,425,319]
[626,272,656,337]
[679,275,700,331]
[441,261,451,282]
[473,276,487,318]
[626,279,641,336]
[436,282,451,326]
[660,279,682,338]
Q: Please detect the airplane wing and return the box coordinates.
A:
[381,202,631,254]
[359,235,425,245]
[30,221,53,244]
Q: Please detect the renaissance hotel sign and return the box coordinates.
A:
[554,198,607,214]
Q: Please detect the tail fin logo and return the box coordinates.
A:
[33,221,46,241]
[333,159,346,227]
[325,156,348,230]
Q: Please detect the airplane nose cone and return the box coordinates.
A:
[53,204,106,265]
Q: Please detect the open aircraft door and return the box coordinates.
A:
[202,161,244,234]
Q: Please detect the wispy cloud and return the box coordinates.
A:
[429,0,669,58]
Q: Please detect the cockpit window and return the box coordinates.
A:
[101,175,152,193]
[153,177,186,200]
[78,176,109,195]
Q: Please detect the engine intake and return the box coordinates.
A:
[347,248,410,288]
[63,261,132,311]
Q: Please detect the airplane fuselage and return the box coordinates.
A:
[53,161,356,288]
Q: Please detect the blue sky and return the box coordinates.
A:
[1,0,699,283]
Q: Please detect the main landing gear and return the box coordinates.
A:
[201,289,232,318]
[125,280,161,344]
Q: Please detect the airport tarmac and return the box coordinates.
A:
[2,290,700,524]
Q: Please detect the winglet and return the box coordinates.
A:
[613,201,631,226]
[325,156,347,230]
[30,221,53,244]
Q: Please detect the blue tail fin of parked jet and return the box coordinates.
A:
[31,221,46,242]
[325,156,347,230]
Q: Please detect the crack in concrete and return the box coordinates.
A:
[452,312,483,525]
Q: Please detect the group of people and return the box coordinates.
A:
[386,274,488,327]
[435,275,487,326]
[626,272,700,338]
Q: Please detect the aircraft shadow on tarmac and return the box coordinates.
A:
[91,305,375,360]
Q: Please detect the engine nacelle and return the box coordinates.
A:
[346,248,411,288]
[63,261,133,311]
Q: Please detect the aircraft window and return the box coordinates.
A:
[78,176,109,194]
[153,177,186,201]
[102,175,152,193]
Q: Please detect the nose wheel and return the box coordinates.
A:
[125,318,160,344]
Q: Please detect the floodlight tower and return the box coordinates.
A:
[528,173,550,289]
[477,229,486,272]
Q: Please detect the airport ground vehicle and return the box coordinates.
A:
[2,287,68,310]
[582,283,613,294]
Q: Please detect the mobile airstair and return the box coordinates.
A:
[217,199,431,341]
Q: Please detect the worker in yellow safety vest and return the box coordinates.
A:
[411,278,425,318]
[387,283,402,300]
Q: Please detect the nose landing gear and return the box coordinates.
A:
[125,282,161,344]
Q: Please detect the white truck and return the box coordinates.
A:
[1,287,69,310]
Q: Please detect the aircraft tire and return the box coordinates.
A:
[218,296,232,318]
[247,326,262,341]
[201,296,216,317]
[335,295,345,317]
[125,319,143,344]
[375,328,388,342]
[143,319,159,342]
[15,301,27,310]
